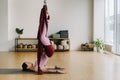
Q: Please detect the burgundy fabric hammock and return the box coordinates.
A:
[37,5,53,74]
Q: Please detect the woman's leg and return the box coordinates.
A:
[40,25,50,46]
[35,53,48,69]
[37,25,50,70]
[40,53,48,69]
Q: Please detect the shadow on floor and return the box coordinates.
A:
[0,68,35,74]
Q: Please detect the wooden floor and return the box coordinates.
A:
[0,51,120,80]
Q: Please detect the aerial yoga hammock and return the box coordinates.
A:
[37,1,54,74]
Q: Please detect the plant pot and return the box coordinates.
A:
[18,34,21,38]
[97,47,103,53]
[18,35,20,38]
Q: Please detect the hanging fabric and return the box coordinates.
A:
[37,0,54,74]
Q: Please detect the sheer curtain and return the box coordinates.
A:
[105,0,120,54]
[116,0,120,53]
[105,0,115,50]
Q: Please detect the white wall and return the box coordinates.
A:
[0,0,9,51]
[93,0,105,40]
[1,0,93,51]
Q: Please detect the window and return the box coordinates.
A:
[105,0,120,53]
[105,0,115,45]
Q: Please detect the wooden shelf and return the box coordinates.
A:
[15,38,38,52]
[16,48,37,52]
[15,38,37,40]
[49,38,69,40]
[15,38,70,52]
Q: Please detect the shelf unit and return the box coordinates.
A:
[15,38,70,52]
[15,38,37,52]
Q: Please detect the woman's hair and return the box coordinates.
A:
[22,62,28,71]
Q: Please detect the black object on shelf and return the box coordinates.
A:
[58,30,69,38]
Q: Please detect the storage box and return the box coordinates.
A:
[58,30,69,38]
[52,34,60,38]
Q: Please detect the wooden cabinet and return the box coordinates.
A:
[15,38,70,52]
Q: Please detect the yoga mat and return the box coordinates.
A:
[0,68,64,74]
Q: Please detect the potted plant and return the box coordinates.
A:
[15,28,24,38]
[93,39,104,52]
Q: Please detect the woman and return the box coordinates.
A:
[21,4,66,74]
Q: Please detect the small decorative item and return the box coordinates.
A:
[31,44,36,49]
[58,45,63,50]
[17,43,24,48]
[15,28,24,38]
[61,40,69,50]
[27,44,32,48]
[81,43,94,51]
[93,39,104,53]
[24,44,28,49]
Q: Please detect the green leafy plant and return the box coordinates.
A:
[16,28,24,34]
[93,39,104,49]
[15,28,24,38]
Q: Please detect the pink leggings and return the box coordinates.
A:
[40,24,50,46]
[35,53,48,69]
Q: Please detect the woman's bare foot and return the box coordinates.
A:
[55,66,65,70]
[45,65,65,70]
